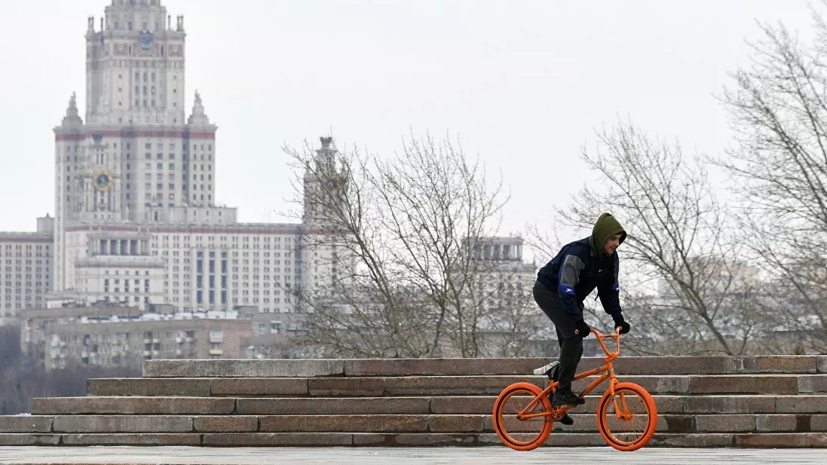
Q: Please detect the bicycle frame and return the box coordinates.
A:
[516,327,625,421]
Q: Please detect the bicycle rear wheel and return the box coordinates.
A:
[596,382,658,451]
[492,382,552,451]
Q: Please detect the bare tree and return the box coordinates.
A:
[280,135,540,358]
[546,122,774,355]
[719,11,827,352]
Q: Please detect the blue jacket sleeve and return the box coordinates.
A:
[598,253,623,321]
[557,254,586,321]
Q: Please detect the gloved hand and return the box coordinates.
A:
[613,314,631,334]
[574,320,591,338]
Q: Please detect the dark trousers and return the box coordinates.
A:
[533,280,583,398]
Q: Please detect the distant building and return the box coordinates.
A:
[0,217,54,323]
[21,304,143,368]
[21,304,257,370]
[0,0,348,322]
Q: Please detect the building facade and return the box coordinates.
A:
[0,0,346,324]
[21,304,253,370]
[0,217,55,323]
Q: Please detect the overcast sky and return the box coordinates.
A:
[0,0,817,247]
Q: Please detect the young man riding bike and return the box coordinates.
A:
[532,212,632,424]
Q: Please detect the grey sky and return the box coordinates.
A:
[0,0,816,244]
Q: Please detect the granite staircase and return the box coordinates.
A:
[2,356,827,448]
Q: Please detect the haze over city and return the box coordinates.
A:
[0,0,816,239]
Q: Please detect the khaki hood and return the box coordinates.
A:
[591,212,626,256]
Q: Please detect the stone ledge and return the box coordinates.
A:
[52,415,192,433]
[736,432,827,447]
[87,378,212,397]
[236,397,430,415]
[87,374,827,398]
[138,356,827,379]
[0,434,61,446]
[3,432,827,447]
[61,433,201,446]
[194,416,258,433]
[202,433,352,447]
[259,415,427,433]
[212,378,308,396]
[143,360,345,378]
[31,397,235,415]
[0,416,52,433]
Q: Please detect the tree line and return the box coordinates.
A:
[278,13,827,358]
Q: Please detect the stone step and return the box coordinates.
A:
[1,432,827,447]
[87,374,827,397]
[142,356,827,378]
[29,394,827,416]
[2,413,826,434]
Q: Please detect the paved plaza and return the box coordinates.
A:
[0,447,824,464]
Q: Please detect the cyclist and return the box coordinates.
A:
[532,212,631,424]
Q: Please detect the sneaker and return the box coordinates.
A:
[559,414,574,425]
[552,391,586,407]
[533,360,560,379]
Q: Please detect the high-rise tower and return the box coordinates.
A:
[53,0,220,293]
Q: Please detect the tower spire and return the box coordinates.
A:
[61,92,83,128]
[187,90,210,125]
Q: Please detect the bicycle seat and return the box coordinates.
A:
[533,360,560,378]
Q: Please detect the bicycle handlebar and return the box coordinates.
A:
[589,327,623,358]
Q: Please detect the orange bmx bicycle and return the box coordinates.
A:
[492,327,657,451]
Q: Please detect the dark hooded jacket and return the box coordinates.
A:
[536,213,627,322]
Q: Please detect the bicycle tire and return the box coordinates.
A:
[492,382,553,451]
[596,382,658,451]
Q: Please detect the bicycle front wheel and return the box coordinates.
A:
[492,382,552,451]
[596,382,658,451]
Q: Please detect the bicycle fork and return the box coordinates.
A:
[606,371,633,421]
